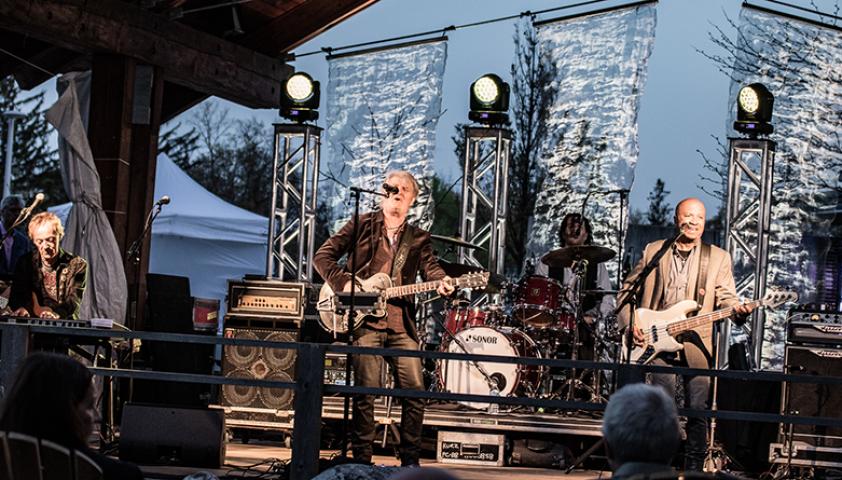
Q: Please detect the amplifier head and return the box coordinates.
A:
[227,279,306,322]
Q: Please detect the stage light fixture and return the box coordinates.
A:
[734,83,774,135]
[469,73,510,125]
[280,72,320,122]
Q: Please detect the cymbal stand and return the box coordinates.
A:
[585,317,608,404]
[562,259,595,402]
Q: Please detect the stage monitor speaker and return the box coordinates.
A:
[221,327,298,412]
[137,273,214,406]
[119,403,225,468]
[782,344,842,448]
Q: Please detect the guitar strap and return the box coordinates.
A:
[695,243,711,307]
[391,226,413,285]
[682,242,713,366]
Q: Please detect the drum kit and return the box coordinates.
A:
[427,234,621,411]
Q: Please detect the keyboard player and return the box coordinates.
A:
[9,212,87,320]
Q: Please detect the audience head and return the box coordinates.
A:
[602,383,680,469]
[28,212,65,266]
[389,467,459,480]
[0,352,96,448]
[0,195,24,230]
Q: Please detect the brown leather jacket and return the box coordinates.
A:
[313,211,446,341]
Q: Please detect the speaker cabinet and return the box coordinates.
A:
[781,345,842,448]
[221,327,298,413]
[120,403,225,468]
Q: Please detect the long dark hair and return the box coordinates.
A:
[558,213,593,246]
[0,352,93,448]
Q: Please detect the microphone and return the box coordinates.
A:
[382,183,399,196]
[29,192,45,210]
[155,195,171,206]
[21,193,44,217]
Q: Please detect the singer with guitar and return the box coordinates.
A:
[10,212,87,320]
[313,170,454,467]
[616,197,754,472]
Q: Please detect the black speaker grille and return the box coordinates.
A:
[221,327,298,411]
[782,345,842,448]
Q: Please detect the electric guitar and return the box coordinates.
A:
[317,271,489,334]
[621,289,797,365]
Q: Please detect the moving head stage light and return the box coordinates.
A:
[469,73,510,125]
[734,83,774,135]
[281,72,320,122]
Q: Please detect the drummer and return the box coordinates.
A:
[534,213,615,357]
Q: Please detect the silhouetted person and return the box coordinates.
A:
[602,383,680,480]
[0,352,142,479]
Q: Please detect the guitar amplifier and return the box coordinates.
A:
[226,278,306,324]
[787,307,842,346]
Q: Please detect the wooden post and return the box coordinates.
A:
[88,54,134,252]
[290,343,326,480]
[124,65,164,331]
[89,56,165,330]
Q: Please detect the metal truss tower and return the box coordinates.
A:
[720,137,775,369]
[459,126,511,282]
[266,124,322,281]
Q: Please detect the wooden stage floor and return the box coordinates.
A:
[137,441,609,479]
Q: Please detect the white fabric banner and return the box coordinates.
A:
[46,72,128,323]
[323,40,447,231]
[529,4,657,284]
[728,7,842,368]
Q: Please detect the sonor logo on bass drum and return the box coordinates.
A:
[466,335,498,344]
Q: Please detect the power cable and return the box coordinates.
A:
[291,0,614,58]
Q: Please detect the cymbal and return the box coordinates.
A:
[541,245,616,268]
[430,234,486,252]
[437,260,506,292]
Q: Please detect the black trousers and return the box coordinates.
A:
[351,328,425,466]
[649,339,711,470]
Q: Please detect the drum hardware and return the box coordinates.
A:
[557,259,598,403]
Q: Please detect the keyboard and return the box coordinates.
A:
[0,315,92,329]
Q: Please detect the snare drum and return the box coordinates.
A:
[439,326,543,409]
[513,275,565,329]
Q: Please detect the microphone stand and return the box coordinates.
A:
[339,185,386,461]
[126,201,165,265]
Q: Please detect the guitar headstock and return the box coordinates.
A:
[454,272,490,289]
[761,289,798,309]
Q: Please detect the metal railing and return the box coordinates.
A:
[2,323,842,479]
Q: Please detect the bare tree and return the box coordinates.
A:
[506,20,559,272]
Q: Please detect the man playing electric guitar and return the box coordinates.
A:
[616,197,754,472]
[313,170,454,467]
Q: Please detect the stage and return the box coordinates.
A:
[137,441,607,480]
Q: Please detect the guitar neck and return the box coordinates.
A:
[384,280,444,300]
[667,299,762,336]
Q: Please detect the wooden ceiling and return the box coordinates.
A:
[0,0,377,116]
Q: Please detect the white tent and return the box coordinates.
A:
[52,154,268,311]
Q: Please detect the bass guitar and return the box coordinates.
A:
[621,289,797,364]
[317,271,489,334]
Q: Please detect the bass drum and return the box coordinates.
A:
[440,326,542,409]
